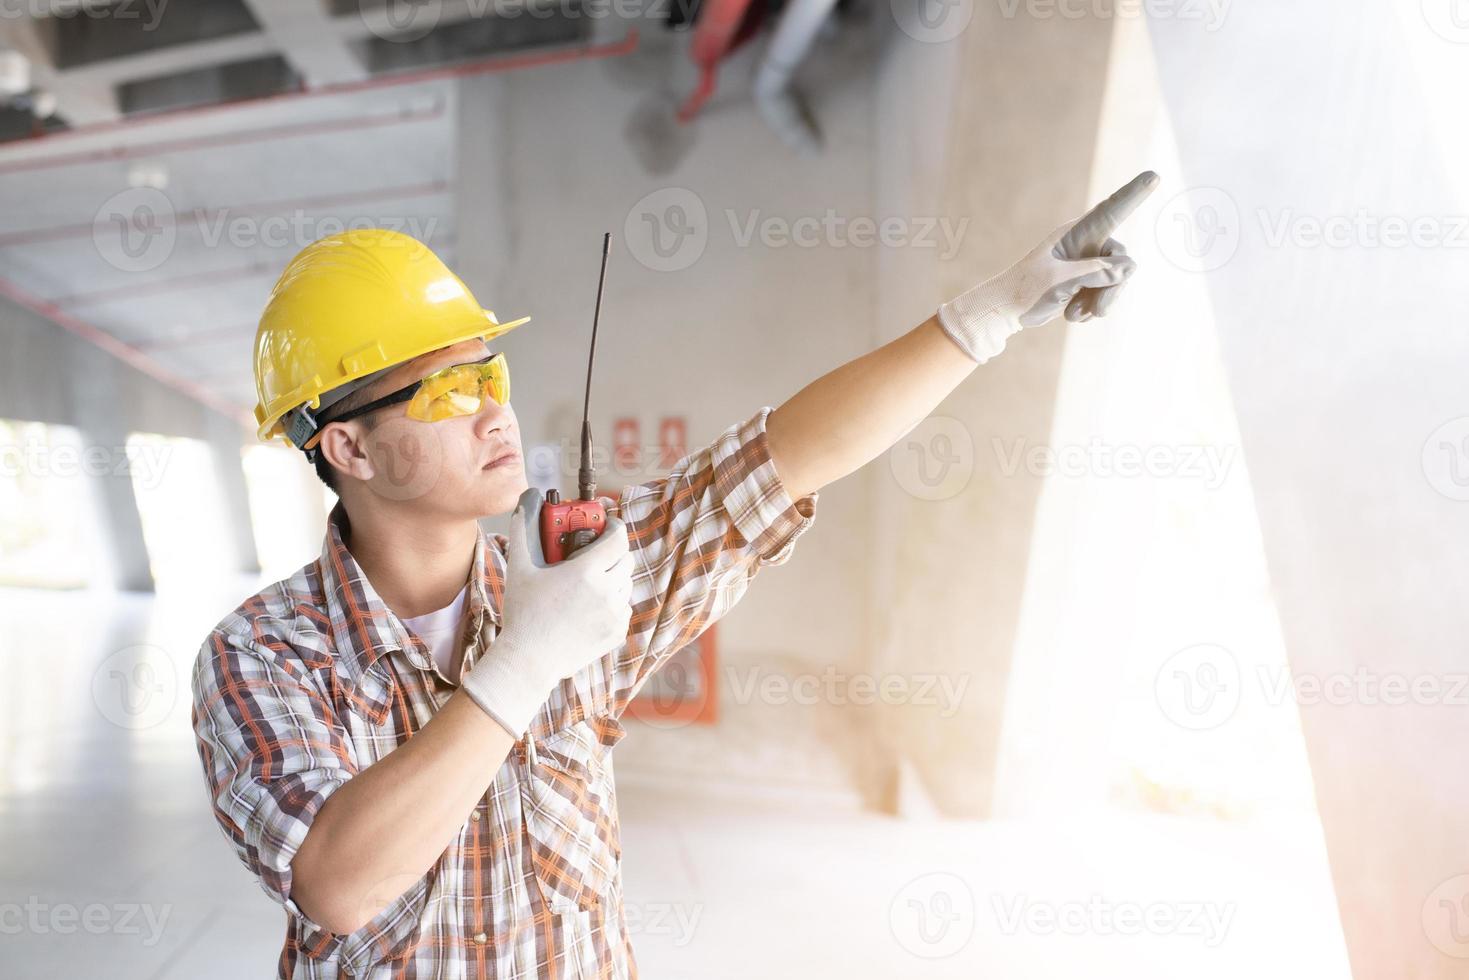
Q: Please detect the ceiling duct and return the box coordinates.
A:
[352,4,592,75]
[115,54,303,116]
[0,103,66,141]
[36,0,262,70]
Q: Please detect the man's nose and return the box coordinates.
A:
[473,396,513,437]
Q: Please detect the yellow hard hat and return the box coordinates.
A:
[253,228,530,447]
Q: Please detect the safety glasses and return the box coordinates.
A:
[302,352,510,450]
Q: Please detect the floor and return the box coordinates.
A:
[0,583,1351,979]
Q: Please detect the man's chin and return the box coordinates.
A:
[480,468,530,516]
[412,462,527,518]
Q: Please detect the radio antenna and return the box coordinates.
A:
[578,232,611,501]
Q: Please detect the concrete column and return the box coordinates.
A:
[1136,3,1465,975]
[870,6,1118,817]
[207,412,261,576]
[69,343,156,593]
[239,0,368,87]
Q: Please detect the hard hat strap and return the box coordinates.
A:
[286,404,319,458]
[286,363,397,462]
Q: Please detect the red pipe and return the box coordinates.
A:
[678,0,758,122]
[0,179,451,247]
[0,275,252,425]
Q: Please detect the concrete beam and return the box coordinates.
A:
[239,0,367,86]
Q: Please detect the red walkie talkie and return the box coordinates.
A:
[540,232,612,563]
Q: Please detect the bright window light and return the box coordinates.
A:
[241,444,333,582]
[993,12,1348,974]
[0,418,96,588]
[126,432,235,587]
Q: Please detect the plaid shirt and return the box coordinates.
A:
[192,407,817,979]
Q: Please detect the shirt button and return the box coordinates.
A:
[471,811,481,822]
[473,932,488,945]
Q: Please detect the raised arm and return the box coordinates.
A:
[767,171,1159,500]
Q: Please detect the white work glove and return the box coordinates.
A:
[460,487,633,737]
[936,171,1159,364]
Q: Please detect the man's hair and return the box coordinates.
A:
[313,446,340,492]
[309,385,384,492]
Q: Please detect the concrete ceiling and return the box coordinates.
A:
[0,0,619,419]
[0,79,460,412]
[2,0,552,124]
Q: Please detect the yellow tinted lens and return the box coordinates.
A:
[407,367,482,421]
[484,354,509,405]
[405,355,509,422]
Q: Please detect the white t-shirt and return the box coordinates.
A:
[400,582,470,681]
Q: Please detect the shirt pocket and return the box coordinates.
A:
[519,715,626,915]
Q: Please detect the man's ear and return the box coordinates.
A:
[318,422,376,483]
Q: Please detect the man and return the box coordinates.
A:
[192,171,1157,978]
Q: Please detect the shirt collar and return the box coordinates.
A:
[318,501,505,676]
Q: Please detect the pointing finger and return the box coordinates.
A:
[1097,171,1159,227]
[1060,171,1159,256]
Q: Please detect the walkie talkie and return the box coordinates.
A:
[540,232,612,563]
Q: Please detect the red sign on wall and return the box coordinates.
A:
[658,416,687,469]
[613,417,640,473]
[626,623,718,727]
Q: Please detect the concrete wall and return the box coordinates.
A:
[443,0,1119,818]
[868,3,1117,817]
